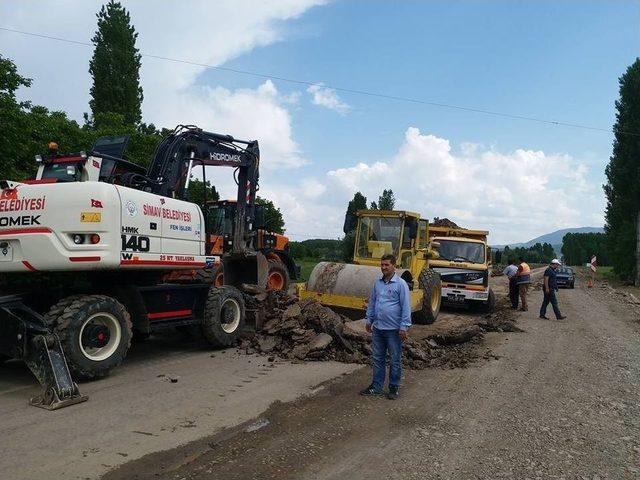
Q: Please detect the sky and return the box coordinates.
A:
[0,0,638,244]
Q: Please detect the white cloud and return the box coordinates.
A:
[274,127,601,243]
[325,127,601,244]
[0,0,324,169]
[307,83,351,114]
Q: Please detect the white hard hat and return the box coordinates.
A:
[550,259,561,265]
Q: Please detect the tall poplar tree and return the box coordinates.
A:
[89,1,143,126]
[604,59,640,280]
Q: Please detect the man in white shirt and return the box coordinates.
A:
[502,258,519,309]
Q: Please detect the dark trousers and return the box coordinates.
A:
[508,278,519,308]
[540,290,562,319]
[371,328,402,391]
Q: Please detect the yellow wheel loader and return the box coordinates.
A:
[298,210,442,324]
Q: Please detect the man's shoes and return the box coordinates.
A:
[359,385,382,396]
[557,315,567,320]
[539,315,549,320]
[387,386,400,400]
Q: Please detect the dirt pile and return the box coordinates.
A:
[239,292,520,369]
[430,217,461,229]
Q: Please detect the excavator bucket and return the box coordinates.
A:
[0,296,87,410]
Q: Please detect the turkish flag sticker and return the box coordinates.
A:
[91,199,103,208]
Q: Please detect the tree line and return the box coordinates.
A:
[0,1,284,234]
[561,233,610,267]
[604,58,640,281]
[494,242,556,265]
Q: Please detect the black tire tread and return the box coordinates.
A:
[46,294,132,380]
[267,259,290,291]
[479,288,496,313]
[413,268,441,325]
[201,286,245,347]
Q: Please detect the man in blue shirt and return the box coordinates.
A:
[539,258,567,320]
[360,253,411,400]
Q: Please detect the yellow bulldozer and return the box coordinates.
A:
[297,209,442,324]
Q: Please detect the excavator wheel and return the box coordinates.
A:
[266,260,290,291]
[412,268,442,325]
[201,286,246,347]
[194,264,224,287]
[45,295,132,380]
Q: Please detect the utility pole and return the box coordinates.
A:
[636,211,640,287]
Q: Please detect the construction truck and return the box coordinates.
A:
[297,209,442,324]
[427,226,494,312]
[0,126,287,409]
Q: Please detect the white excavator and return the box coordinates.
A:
[0,126,287,409]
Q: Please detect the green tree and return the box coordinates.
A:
[346,191,367,219]
[370,201,378,209]
[0,55,89,181]
[378,189,395,210]
[343,192,367,261]
[256,196,285,234]
[604,58,640,280]
[89,1,143,126]
[187,179,219,206]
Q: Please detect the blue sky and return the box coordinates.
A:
[1,0,638,243]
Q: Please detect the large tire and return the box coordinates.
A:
[266,260,290,291]
[479,288,496,313]
[412,268,441,325]
[201,286,246,347]
[45,295,132,380]
[195,264,224,287]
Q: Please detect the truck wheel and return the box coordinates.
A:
[412,268,441,325]
[45,295,132,380]
[267,260,290,291]
[570,282,575,289]
[479,289,496,313]
[201,286,245,347]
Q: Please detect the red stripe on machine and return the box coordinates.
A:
[22,261,37,271]
[51,156,85,164]
[120,259,206,267]
[0,227,52,236]
[22,179,58,184]
[147,309,192,320]
[69,256,101,262]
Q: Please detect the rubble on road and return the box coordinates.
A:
[238,292,520,369]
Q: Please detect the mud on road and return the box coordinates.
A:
[105,269,640,480]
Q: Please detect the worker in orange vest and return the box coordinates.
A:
[516,256,531,311]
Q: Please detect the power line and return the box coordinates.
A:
[1,25,637,137]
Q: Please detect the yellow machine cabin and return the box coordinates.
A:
[298,209,442,324]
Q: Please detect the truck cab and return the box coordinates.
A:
[427,226,494,311]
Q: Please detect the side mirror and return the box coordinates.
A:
[343,213,357,234]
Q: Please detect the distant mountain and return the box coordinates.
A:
[492,227,604,253]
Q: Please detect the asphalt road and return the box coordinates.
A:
[105,273,640,480]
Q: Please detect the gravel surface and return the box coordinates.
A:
[104,272,640,480]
